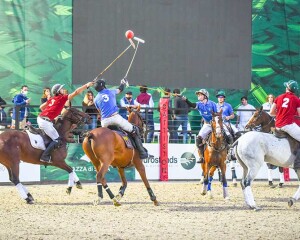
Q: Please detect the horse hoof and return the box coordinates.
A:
[249,205,261,211]
[153,200,159,206]
[232,183,238,187]
[66,187,72,195]
[201,192,207,196]
[113,198,121,207]
[288,198,295,207]
[224,196,230,201]
[25,197,34,204]
[76,181,83,189]
[93,198,103,206]
[115,194,123,202]
[27,193,34,202]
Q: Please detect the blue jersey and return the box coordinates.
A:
[94,89,119,119]
[196,100,217,122]
[216,102,234,123]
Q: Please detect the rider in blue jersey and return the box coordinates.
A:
[183,89,217,163]
[93,78,150,159]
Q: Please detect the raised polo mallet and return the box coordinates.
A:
[124,31,145,86]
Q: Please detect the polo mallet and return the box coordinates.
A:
[93,44,132,82]
[124,30,145,86]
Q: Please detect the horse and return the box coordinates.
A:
[201,110,229,200]
[82,106,158,206]
[0,107,91,204]
[234,129,300,210]
[245,106,285,188]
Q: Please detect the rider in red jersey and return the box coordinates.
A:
[270,80,300,169]
[38,81,94,163]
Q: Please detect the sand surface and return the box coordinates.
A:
[0,181,299,240]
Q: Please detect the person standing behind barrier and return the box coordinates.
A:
[173,88,189,144]
[0,97,7,129]
[182,89,217,163]
[270,80,300,169]
[40,87,51,104]
[119,91,139,120]
[136,85,154,143]
[12,85,30,129]
[262,94,275,114]
[158,88,177,143]
[235,96,255,132]
[82,90,98,130]
[38,81,94,163]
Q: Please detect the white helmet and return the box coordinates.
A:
[195,89,209,99]
[51,84,64,95]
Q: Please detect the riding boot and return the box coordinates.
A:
[294,149,300,170]
[196,137,205,164]
[40,140,59,163]
[131,126,152,159]
[227,134,234,146]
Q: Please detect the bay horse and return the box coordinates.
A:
[245,106,285,188]
[201,110,229,200]
[0,107,90,204]
[234,130,300,210]
[82,106,158,206]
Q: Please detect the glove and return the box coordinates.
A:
[181,95,187,101]
[120,78,128,85]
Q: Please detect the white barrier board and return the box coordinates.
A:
[136,144,298,180]
[0,162,40,182]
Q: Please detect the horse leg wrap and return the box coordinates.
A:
[97,183,103,198]
[16,183,28,199]
[119,185,127,197]
[104,185,115,199]
[231,168,237,179]
[147,188,156,201]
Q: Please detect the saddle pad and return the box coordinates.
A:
[113,130,134,149]
[26,130,46,150]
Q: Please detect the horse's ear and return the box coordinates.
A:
[219,108,223,115]
[127,106,132,113]
[259,106,263,111]
[137,105,141,112]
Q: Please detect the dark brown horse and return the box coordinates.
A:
[82,106,158,206]
[0,107,90,204]
[201,110,229,199]
[245,106,285,187]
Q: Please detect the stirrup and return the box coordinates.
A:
[196,157,204,164]
[40,156,52,163]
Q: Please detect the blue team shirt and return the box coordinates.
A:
[196,100,217,122]
[94,89,119,119]
[216,102,234,123]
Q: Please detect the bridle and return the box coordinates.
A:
[208,115,227,152]
[247,110,275,132]
[63,108,90,126]
[129,110,145,135]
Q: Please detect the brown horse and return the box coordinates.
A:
[82,106,158,206]
[0,107,90,204]
[245,106,285,187]
[201,110,229,199]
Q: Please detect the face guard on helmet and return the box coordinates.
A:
[284,80,298,93]
[51,84,64,96]
[195,89,209,99]
[94,78,106,92]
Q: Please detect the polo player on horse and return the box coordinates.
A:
[270,80,300,170]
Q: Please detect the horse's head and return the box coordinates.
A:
[245,106,263,130]
[211,110,223,139]
[61,107,91,127]
[128,106,145,134]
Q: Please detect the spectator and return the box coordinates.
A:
[183,89,217,163]
[173,88,189,143]
[41,87,52,104]
[82,90,98,129]
[235,96,255,132]
[158,88,177,143]
[119,91,139,119]
[262,94,275,114]
[270,80,300,169]
[0,98,7,129]
[136,85,154,143]
[12,85,30,129]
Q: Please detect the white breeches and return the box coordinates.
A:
[37,117,59,140]
[101,114,133,132]
[279,123,300,142]
[197,123,212,139]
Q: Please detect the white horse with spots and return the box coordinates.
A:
[234,131,300,210]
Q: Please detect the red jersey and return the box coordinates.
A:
[40,94,69,120]
[274,92,300,128]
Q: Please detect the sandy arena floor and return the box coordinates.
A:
[0,181,299,240]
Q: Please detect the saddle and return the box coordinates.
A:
[107,125,135,149]
[274,129,299,155]
[24,125,52,150]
